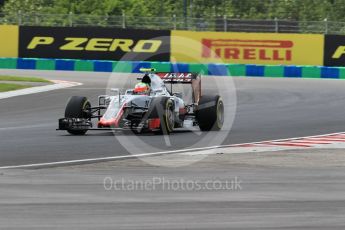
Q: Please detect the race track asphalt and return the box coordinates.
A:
[1,69,345,167]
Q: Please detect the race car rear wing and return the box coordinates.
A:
[157,72,201,103]
[138,68,197,83]
[156,72,195,84]
[139,68,202,103]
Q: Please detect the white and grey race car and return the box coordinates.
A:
[58,68,224,135]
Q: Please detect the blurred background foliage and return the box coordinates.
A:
[1,0,345,21]
[1,0,345,33]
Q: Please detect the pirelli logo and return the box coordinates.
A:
[201,39,293,61]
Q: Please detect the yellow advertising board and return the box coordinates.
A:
[0,25,19,57]
[171,30,323,66]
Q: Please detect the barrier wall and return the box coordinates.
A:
[324,35,345,66]
[171,30,324,66]
[1,25,345,67]
[0,25,19,57]
[18,26,171,61]
[1,58,345,79]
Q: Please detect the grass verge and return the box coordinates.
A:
[0,75,50,83]
[0,83,32,92]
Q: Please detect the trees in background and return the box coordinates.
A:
[1,0,345,22]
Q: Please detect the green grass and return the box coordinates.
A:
[0,75,50,83]
[0,83,32,92]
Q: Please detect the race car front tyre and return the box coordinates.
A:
[147,97,175,134]
[64,96,91,135]
[196,95,224,131]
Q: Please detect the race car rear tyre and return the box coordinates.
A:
[147,97,175,134]
[65,96,91,135]
[196,95,224,131]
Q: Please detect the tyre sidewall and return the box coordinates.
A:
[196,95,224,131]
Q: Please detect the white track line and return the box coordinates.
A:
[0,80,82,99]
[1,131,345,169]
[0,145,225,169]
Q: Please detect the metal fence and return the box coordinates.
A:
[1,12,345,34]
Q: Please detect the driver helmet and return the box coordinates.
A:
[133,82,150,94]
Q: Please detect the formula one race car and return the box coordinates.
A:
[57,68,224,135]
